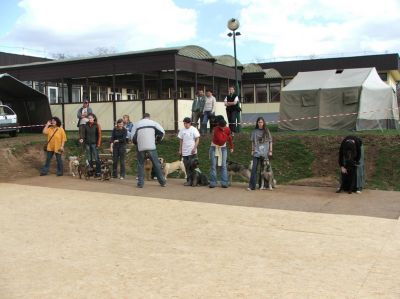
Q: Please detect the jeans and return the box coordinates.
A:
[85,144,101,175]
[136,149,165,187]
[112,144,126,178]
[201,111,214,134]
[41,151,63,175]
[209,146,228,187]
[226,109,238,133]
[191,111,203,130]
[183,154,197,183]
[248,156,265,190]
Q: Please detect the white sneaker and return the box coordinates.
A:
[356,190,361,194]
[120,177,124,180]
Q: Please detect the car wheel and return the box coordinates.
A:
[9,130,17,137]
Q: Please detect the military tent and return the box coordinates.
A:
[279,67,399,130]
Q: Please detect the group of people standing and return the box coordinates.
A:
[39,86,276,191]
[191,86,241,135]
[40,100,134,180]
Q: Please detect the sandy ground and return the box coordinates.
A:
[1,176,400,298]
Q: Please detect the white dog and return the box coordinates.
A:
[68,156,80,177]
[159,157,187,180]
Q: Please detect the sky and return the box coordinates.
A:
[0,0,399,63]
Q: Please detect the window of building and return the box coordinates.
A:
[109,93,122,101]
[255,84,268,103]
[178,86,191,99]
[48,86,58,104]
[126,88,138,100]
[242,84,255,103]
[109,88,122,101]
[72,86,81,103]
[269,83,281,102]
[99,87,107,101]
[90,86,98,102]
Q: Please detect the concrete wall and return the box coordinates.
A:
[51,99,229,131]
[241,103,280,126]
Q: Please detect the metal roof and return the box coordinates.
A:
[259,53,400,78]
[263,68,282,79]
[0,45,218,71]
[0,73,47,98]
[177,45,214,60]
[243,63,263,73]
[214,55,243,68]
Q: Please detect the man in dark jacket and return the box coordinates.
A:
[110,118,127,179]
[224,86,240,134]
[337,135,364,194]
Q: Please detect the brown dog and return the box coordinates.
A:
[144,152,153,181]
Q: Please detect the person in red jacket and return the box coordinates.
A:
[209,116,234,188]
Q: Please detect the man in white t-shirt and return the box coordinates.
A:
[178,117,200,186]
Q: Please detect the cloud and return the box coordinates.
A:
[1,0,197,57]
[232,0,400,59]
[197,0,218,4]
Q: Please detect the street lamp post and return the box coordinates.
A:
[227,18,241,132]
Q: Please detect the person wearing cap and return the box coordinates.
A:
[77,99,93,139]
[178,117,200,186]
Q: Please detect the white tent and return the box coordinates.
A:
[279,67,399,130]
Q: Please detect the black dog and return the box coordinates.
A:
[190,159,209,186]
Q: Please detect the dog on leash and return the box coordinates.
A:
[190,159,209,186]
[159,157,187,180]
[227,160,251,183]
[100,158,112,181]
[144,152,153,181]
[68,156,80,177]
[260,159,276,190]
[79,161,96,180]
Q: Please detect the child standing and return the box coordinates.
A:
[110,118,128,179]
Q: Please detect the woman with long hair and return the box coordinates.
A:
[40,116,67,176]
[247,117,273,190]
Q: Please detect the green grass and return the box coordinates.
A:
[22,129,399,190]
[368,145,400,191]
[271,137,314,183]
[144,133,314,184]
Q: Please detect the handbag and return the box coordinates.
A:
[43,128,59,152]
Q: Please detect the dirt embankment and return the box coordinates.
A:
[0,135,48,181]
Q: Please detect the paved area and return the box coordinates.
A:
[0,178,399,298]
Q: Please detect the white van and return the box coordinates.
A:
[0,104,19,137]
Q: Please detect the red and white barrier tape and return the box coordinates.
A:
[1,107,398,129]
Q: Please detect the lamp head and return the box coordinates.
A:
[227,18,240,31]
